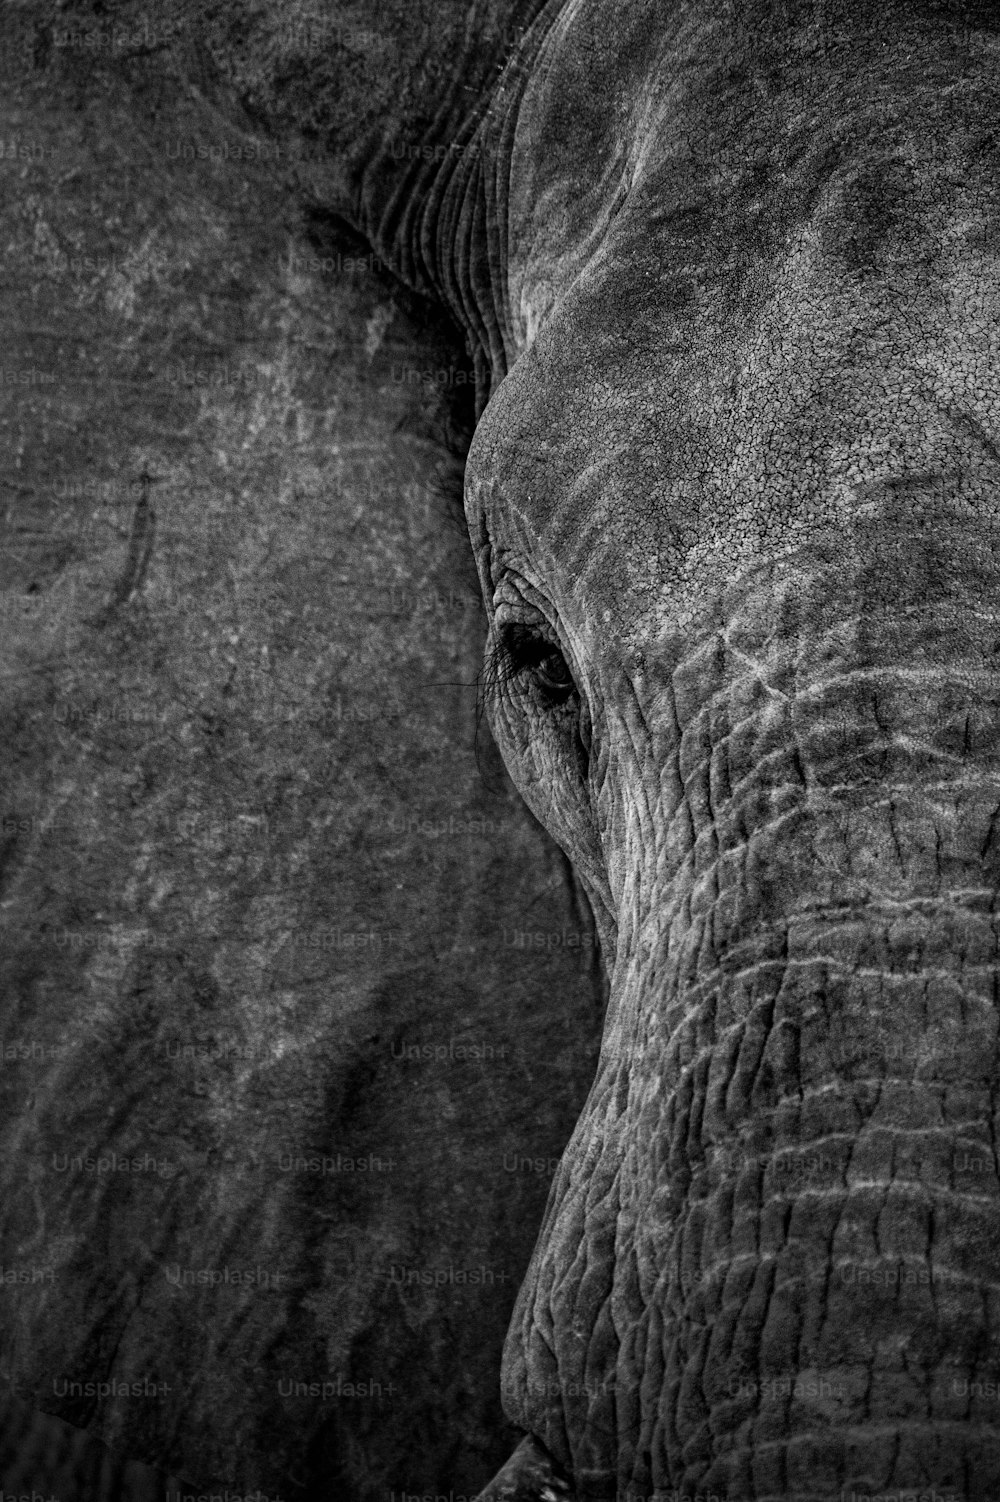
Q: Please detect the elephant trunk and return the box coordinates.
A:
[506,890,1000,1498]
[499,523,1000,1498]
[634,882,1000,1500]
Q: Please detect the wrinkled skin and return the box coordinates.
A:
[10,0,1000,1497]
[460,1,1000,1496]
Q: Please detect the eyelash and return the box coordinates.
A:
[480,622,575,706]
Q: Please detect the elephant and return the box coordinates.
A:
[6,0,1000,1498]
[471,5,1000,1499]
[463,2,1000,1496]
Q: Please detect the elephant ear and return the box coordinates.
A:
[37,0,550,285]
[0,6,606,1499]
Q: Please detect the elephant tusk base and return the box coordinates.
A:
[472,1433,577,1502]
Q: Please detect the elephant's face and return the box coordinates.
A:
[466,1,1000,1495]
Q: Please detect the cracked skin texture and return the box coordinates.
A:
[459,0,1000,1498]
[13,0,1000,1497]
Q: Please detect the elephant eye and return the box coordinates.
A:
[532,646,575,697]
[485,622,577,706]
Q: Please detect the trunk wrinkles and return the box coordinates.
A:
[504,517,1000,1499]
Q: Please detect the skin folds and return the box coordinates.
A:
[460,2,1000,1496]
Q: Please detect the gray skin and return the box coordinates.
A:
[440,0,1000,1496]
[16,0,1000,1496]
[461,2,1000,1497]
[0,6,607,1498]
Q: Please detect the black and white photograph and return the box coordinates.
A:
[1,3,999,1500]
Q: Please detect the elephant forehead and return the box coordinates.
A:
[506,0,1000,345]
[473,5,1000,654]
[482,239,1000,631]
